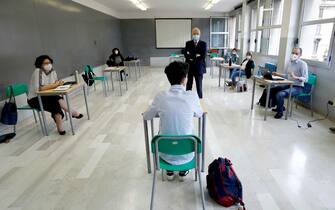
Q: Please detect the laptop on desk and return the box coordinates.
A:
[262,71,285,81]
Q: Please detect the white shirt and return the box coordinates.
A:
[143,85,203,165]
[28,68,58,99]
[240,59,248,70]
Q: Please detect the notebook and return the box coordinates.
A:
[53,85,71,91]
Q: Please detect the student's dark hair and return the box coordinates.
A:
[232,48,237,52]
[112,48,120,53]
[246,51,253,58]
[34,55,53,68]
[164,61,189,85]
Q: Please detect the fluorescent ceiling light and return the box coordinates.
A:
[130,0,147,11]
[204,0,220,10]
[263,8,273,11]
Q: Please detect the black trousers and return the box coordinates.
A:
[186,72,203,98]
[28,96,64,120]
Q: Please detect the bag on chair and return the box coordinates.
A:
[206,157,246,209]
[1,86,18,125]
[82,66,95,86]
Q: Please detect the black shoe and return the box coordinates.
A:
[72,114,83,119]
[225,81,232,86]
[178,171,189,182]
[166,171,175,181]
[274,113,283,119]
[58,130,66,135]
[272,107,285,112]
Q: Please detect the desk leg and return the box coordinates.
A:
[286,84,293,120]
[125,70,128,91]
[251,77,256,110]
[110,72,114,91]
[218,66,222,87]
[223,67,227,92]
[37,95,48,136]
[201,113,206,172]
[264,84,271,121]
[135,63,138,81]
[118,72,122,96]
[143,119,151,174]
[210,61,214,78]
[150,119,154,139]
[83,86,90,120]
[65,94,75,135]
[198,117,202,139]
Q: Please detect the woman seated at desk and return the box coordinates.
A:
[27,55,83,135]
[106,48,126,81]
[227,51,255,87]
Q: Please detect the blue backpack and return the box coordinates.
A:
[206,157,245,209]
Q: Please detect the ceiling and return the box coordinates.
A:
[74,0,243,19]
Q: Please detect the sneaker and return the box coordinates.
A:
[178,171,189,182]
[274,112,283,119]
[166,171,175,181]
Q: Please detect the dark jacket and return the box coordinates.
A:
[184,40,207,75]
[106,48,124,67]
[241,58,255,79]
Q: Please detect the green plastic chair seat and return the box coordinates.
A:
[159,157,196,171]
[296,93,310,97]
[91,76,107,81]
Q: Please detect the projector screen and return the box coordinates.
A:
[155,19,192,48]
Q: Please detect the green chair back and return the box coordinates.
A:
[6,83,29,97]
[151,135,201,155]
[210,53,218,58]
[307,73,317,86]
[84,65,94,74]
[170,53,177,56]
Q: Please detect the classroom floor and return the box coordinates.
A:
[0,67,335,210]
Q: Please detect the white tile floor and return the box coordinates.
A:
[0,67,335,210]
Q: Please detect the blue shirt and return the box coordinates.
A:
[285,59,308,87]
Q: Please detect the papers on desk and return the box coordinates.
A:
[53,85,71,91]
[272,76,285,81]
[211,57,224,61]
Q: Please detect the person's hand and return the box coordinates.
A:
[291,72,298,80]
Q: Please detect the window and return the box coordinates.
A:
[236,13,242,50]
[249,6,258,51]
[229,16,236,48]
[299,0,335,63]
[210,17,229,49]
[255,0,284,56]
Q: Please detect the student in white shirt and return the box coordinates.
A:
[144,61,203,181]
[27,55,83,135]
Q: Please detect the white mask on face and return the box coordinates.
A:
[192,34,200,42]
[43,64,52,72]
[115,50,119,55]
[291,54,298,61]
[246,55,251,60]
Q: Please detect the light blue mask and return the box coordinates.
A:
[192,35,200,42]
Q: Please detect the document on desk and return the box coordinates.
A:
[272,76,285,81]
[53,85,71,91]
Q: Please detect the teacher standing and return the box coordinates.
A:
[184,27,207,99]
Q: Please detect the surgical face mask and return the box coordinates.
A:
[43,64,52,72]
[232,52,236,55]
[291,54,298,61]
[246,55,251,60]
[192,34,200,42]
[114,50,119,55]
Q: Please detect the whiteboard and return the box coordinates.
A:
[155,19,192,48]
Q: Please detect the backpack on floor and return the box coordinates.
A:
[82,65,95,86]
[236,80,247,92]
[258,88,276,108]
[206,157,246,209]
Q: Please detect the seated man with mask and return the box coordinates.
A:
[271,47,308,119]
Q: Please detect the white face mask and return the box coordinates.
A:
[291,54,298,61]
[115,50,119,55]
[246,55,251,60]
[192,34,200,42]
[43,64,52,72]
